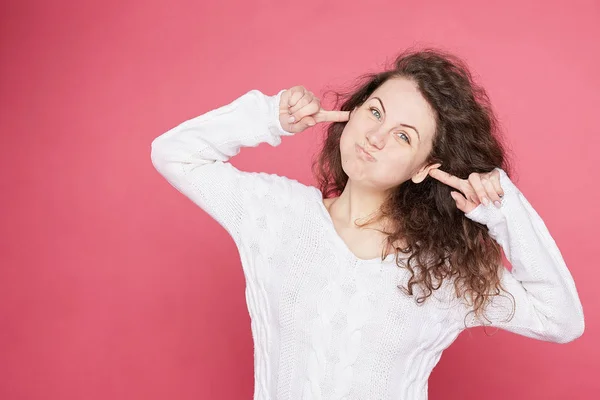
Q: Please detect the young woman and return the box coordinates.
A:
[150,48,584,399]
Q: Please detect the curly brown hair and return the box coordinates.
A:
[312,47,515,326]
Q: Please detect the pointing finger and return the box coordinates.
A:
[316,109,350,123]
[428,169,464,191]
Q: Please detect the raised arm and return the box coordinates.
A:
[458,168,585,343]
[150,88,295,244]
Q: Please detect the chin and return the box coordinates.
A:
[340,160,376,186]
[342,162,403,190]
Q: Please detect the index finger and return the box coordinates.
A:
[428,169,464,190]
[316,109,350,123]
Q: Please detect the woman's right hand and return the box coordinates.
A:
[279,85,350,133]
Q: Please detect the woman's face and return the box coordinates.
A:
[339,77,440,192]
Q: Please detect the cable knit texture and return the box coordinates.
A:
[150,89,585,399]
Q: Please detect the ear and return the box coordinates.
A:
[412,163,442,184]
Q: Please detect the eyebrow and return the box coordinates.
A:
[372,97,421,142]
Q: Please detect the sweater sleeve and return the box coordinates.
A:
[457,168,585,343]
[149,88,295,245]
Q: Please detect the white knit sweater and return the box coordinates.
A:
[150,88,585,400]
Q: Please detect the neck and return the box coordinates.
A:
[329,179,390,230]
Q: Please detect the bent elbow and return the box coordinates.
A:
[150,138,176,175]
[559,318,585,344]
[550,313,585,344]
[150,141,166,170]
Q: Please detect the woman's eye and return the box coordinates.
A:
[369,107,382,120]
[396,132,410,143]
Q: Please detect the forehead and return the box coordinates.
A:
[368,77,436,136]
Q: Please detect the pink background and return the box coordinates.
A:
[1,0,598,399]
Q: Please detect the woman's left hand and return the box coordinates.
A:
[428,168,505,214]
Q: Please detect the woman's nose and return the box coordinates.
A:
[366,129,387,149]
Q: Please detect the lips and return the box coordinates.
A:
[355,143,375,161]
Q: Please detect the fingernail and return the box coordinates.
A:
[482,197,490,206]
[307,121,315,126]
[288,116,295,123]
[494,200,502,208]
